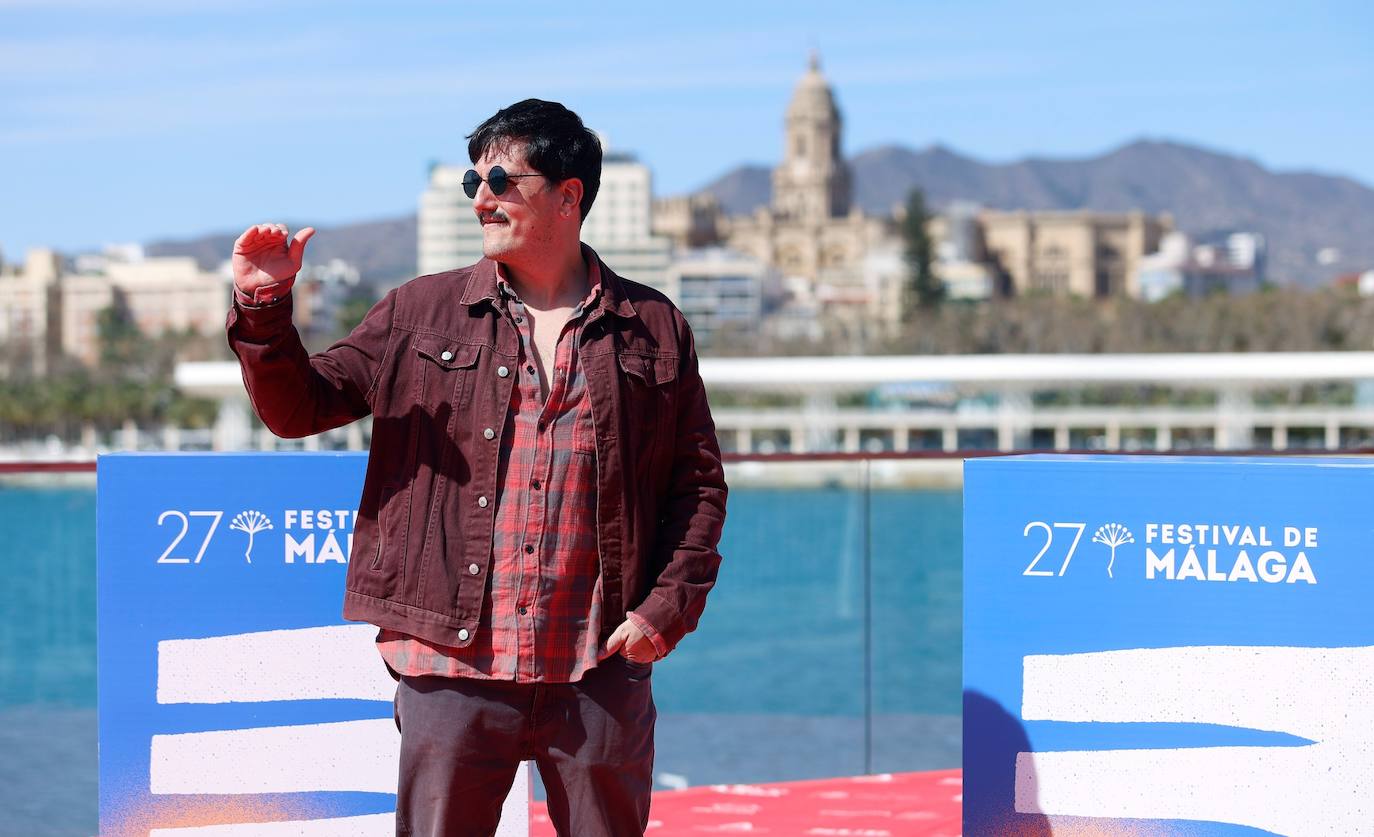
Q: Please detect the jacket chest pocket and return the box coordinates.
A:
[618,351,679,466]
[618,352,678,387]
[413,336,482,414]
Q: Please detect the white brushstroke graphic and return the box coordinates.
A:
[149,624,531,835]
[157,624,392,704]
[1017,645,1374,835]
[150,813,393,836]
[151,719,399,795]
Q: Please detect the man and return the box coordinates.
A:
[227,99,728,836]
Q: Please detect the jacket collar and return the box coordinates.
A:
[458,244,638,319]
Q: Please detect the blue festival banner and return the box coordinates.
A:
[97,452,528,837]
[964,454,1374,837]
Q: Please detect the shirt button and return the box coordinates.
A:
[524,544,534,554]
[483,427,495,440]
[497,365,510,377]
[477,496,489,508]
[458,628,470,641]
[531,479,541,490]
[515,316,524,324]
[440,350,453,362]
[468,563,480,575]
[526,365,535,375]
[518,606,528,615]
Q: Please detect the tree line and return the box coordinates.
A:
[881,287,1374,355]
[0,304,222,443]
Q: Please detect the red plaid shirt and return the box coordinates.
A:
[377,257,663,682]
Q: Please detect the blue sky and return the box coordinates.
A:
[2,0,1370,260]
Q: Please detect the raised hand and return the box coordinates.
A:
[232,223,315,297]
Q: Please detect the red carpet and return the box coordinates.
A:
[531,769,963,836]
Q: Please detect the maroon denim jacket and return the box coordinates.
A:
[226,249,728,654]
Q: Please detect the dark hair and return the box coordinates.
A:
[467,99,602,221]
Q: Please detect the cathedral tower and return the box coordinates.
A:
[772,52,852,222]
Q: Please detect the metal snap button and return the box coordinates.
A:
[458,629,470,641]
[478,496,489,508]
[440,350,453,362]
[497,365,510,377]
[483,427,495,440]
[468,563,480,575]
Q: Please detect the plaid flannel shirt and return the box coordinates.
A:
[377,257,664,682]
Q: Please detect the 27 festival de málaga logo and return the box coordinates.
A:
[154,506,358,566]
[1021,519,1318,584]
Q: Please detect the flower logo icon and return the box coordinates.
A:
[1092,523,1134,578]
[230,511,273,563]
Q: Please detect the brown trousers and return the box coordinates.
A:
[393,655,656,837]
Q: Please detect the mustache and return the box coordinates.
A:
[478,210,509,224]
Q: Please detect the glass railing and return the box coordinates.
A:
[653,456,963,788]
[1,466,98,837]
[1,455,964,835]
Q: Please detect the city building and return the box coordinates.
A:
[418,151,673,292]
[58,252,231,366]
[417,162,483,277]
[654,56,1176,314]
[936,259,997,301]
[0,246,230,372]
[651,193,723,249]
[0,249,62,375]
[715,55,896,331]
[979,210,1172,299]
[1137,231,1267,302]
[654,54,899,335]
[928,202,997,300]
[664,248,768,348]
[291,257,365,337]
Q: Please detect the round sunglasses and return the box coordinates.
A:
[462,166,545,199]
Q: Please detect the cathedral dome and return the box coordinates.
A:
[786,52,840,122]
[773,51,850,221]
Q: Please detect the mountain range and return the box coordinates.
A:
[701,140,1374,286]
[149,139,1374,287]
[147,214,420,287]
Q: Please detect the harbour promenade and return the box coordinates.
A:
[10,352,1374,462]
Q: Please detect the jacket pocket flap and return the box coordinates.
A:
[414,336,481,369]
[618,352,678,386]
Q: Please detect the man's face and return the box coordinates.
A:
[471,143,559,262]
